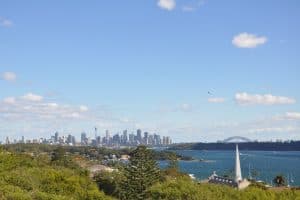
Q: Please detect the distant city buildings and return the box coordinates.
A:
[1,129,172,147]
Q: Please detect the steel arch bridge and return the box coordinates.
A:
[223,136,252,143]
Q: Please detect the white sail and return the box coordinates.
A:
[235,144,242,182]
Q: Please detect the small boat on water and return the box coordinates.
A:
[189,174,196,180]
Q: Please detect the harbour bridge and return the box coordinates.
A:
[222,136,252,143]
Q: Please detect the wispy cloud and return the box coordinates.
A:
[208,97,225,103]
[158,103,195,113]
[79,105,89,112]
[2,97,16,104]
[1,72,17,82]
[232,33,267,48]
[22,93,44,102]
[205,113,300,141]
[0,17,13,27]
[235,92,296,105]
[0,94,136,139]
[285,112,300,120]
[274,112,300,121]
[182,0,205,12]
[157,0,176,11]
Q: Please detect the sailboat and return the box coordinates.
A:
[291,174,295,183]
[248,163,252,180]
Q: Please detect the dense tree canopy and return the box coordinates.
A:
[0,149,111,200]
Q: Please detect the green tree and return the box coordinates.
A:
[119,146,160,200]
[167,152,178,170]
[273,175,286,187]
[94,171,124,197]
[51,146,66,162]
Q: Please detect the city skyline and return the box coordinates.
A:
[1,1,300,142]
[2,128,172,147]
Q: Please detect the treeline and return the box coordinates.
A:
[170,141,300,151]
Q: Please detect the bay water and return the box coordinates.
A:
[160,150,300,186]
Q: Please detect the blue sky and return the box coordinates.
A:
[1,0,300,142]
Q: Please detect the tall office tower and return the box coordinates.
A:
[54,132,59,143]
[95,127,99,139]
[162,136,166,146]
[137,129,142,144]
[5,137,10,145]
[21,136,25,143]
[148,134,154,146]
[129,133,135,145]
[112,134,120,145]
[154,134,161,146]
[165,136,171,145]
[67,134,72,144]
[81,132,87,145]
[96,136,101,146]
[71,136,76,145]
[122,130,128,144]
[144,132,149,145]
[105,130,110,145]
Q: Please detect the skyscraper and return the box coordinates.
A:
[21,136,25,143]
[154,134,161,146]
[54,132,59,143]
[137,129,142,144]
[129,133,135,145]
[122,130,128,144]
[94,127,98,140]
[105,130,110,145]
[81,132,88,145]
[144,132,149,145]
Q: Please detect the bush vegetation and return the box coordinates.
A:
[1,144,300,200]
[0,147,111,200]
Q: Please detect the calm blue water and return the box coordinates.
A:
[160,150,300,186]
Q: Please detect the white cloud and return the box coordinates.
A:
[182,0,205,12]
[204,113,300,141]
[182,5,196,12]
[0,95,136,137]
[159,103,195,113]
[65,112,81,119]
[285,112,300,120]
[3,97,16,104]
[79,105,89,112]
[235,92,296,105]
[47,103,58,108]
[208,97,225,103]
[278,112,300,120]
[180,103,192,112]
[1,72,17,82]
[22,93,44,102]
[248,127,297,134]
[0,97,86,122]
[0,17,13,27]
[232,33,267,48]
[158,0,176,11]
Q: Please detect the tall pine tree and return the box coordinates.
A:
[119,145,160,200]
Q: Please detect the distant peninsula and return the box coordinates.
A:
[169,141,300,151]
